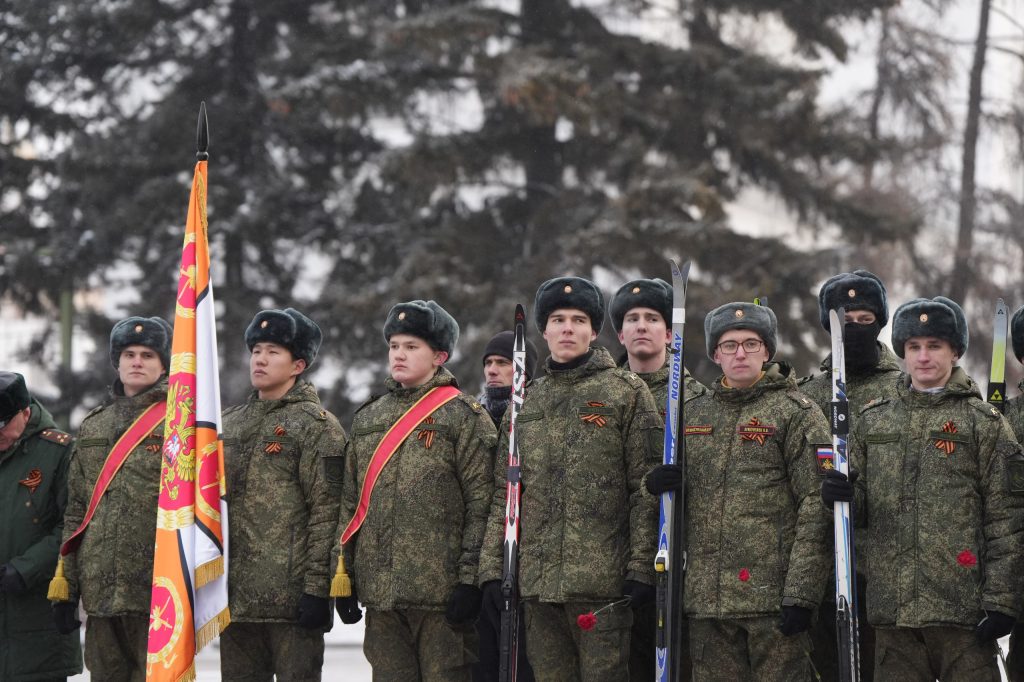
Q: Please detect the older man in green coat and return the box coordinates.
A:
[0,372,82,681]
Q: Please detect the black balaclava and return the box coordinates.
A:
[843,320,881,375]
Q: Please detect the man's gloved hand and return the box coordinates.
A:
[444,584,483,627]
[481,580,504,612]
[777,604,813,636]
[645,464,682,495]
[821,469,859,507]
[622,580,656,609]
[296,593,332,629]
[335,592,363,625]
[975,610,1015,644]
[54,602,81,635]
[0,564,27,594]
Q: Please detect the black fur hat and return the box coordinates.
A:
[109,316,173,370]
[609,278,672,333]
[1012,304,1024,362]
[245,308,323,367]
[704,302,778,360]
[818,269,889,330]
[0,372,30,427]
[383,300,459,356]
[891,296,968,358]
[534,276,605,332]
[482,330,539,380]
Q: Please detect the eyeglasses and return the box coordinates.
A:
[716,339,764,355]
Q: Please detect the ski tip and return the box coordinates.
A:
[670,259,691,278]
[996,298,1007,314]
[514,303,526,327]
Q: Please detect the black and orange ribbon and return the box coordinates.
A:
[580,401,608,428]
[19,468,42,492]
[935,421,957,455]
[417,417,437,449]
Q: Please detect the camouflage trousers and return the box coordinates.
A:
[524,599,632,681]
[1007,624,1024,682]
[364,608,478,681]
[689,616,816,682]
[873,626,999,681]
[220,621,325,682]
[84,614,148,682]
[630,601,692,681]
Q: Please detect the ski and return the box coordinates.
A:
[499,304,528,682]
[655,259,690,682]
[987,298,1009,413]
[829,308,860,682]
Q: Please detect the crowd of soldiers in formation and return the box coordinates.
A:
[4,267,1024,682]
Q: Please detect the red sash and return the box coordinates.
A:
[60,402,164,556]
[340,385,460,544]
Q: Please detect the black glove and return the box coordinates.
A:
[0,564,27,593]
[445,583,483,626]
[296,593,332,630]
[481,579,504,613]
[645,464,682,495]
[335,593,363,625]
[975,610,1015,643]
[777,604,813,636]
[622,579,656,608]
[821,469,859,507]
[54,602,81,635]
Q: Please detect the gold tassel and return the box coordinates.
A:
[47,557,70,602]
[195,607,231,652]
[194,556,224,589]
[330,554,352,598]
[175,660,197,682]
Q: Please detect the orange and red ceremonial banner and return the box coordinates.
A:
[147,156,230,682]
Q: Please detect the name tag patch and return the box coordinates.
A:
[685,425,713,436]
[737,418,775,446]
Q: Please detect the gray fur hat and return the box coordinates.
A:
[383,300,459,356]
[609,278,672,333]
[891,296,968,358]
[704,302,778,360]
[245,308,323,367]
[110,316,173,370]
[1012,304,1024,362]
[534,276,605,332]
[818,269,889,330]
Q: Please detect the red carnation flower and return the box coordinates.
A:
[577,612,597,631]
[957,549,977,568]
[738,568,750,582]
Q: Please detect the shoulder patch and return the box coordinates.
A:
[797,374,815,387]
[82,404,107,421]
[455,392,488,416]
[300,403,329,421]
[786,391,813,409]
[859,397,891,414]
[969,399,1001,420]
[354,394,383,414]
[610,367,647,391]
[39,429,72,446]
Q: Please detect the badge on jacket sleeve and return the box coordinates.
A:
[815,446,835,475]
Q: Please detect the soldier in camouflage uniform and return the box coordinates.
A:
[996,305,1024,681]
[479,276,663,681]
[610,277,707,681]
[220,308,347,682]
[824,296,1024,680]
[646,302,832,681]
[801,270,901,681]
[0,372,82,681]
[332,300,495,682]
[53,316,172,682]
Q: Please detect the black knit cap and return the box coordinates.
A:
[891,296,969,359]
[1012,304,1024,362]
[482,331,539,380]
[704,302,779,360]
[0,372,30,428]
[109,316,173,371]
[609,278,672,333]
[383,300,459,356]
[818,269,889,330]
[534,276,605,332]
[245,308,323,367]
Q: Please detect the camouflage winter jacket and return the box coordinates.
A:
[223,380,347,622]
[61,381,167,616]
[849,368,1024,627]
[1004,380,1024,443]
[336,368,495,611]
[683,362,832,618]
[479,347,663,601]
[623,359,707,417]
[799,342,904,418]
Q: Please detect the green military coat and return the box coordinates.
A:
[850,368,1024,627]
[479,347,663,601]
[683,362,832,618]
[62,381,167,617]
[0,399,82,681]
[223,379,347,622]
[337,368,495,610]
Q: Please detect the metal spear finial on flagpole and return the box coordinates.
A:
[196,101,209,161]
